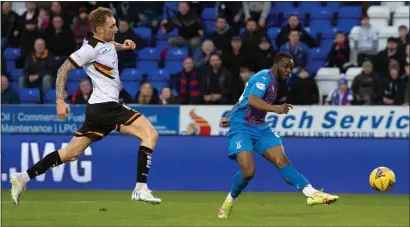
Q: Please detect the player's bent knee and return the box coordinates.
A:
[59,148,81,162]
[242,168,255,180]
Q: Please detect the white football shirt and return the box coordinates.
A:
[68,36,120,104]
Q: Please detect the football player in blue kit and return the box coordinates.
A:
[217,52,339,219]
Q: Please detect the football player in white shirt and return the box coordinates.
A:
[10,7,161,205]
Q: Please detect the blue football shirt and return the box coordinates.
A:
[228,69,279,125]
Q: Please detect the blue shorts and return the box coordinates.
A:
[227,122,282,159]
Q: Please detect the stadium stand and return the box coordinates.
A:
[1,1,409,106]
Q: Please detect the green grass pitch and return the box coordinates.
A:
[2,190,409,226]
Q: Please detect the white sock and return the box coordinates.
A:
[21,172,31,184]
[227,193,235,202]
[135,182,147,191]
[302,184,317,197]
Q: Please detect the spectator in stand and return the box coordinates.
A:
[238,66,254,85]
[288,68,319,105]
[223,36,250,97]
[135,2,164,29]
[276,14,317,49]
[159,87,180,105]
[240,19,270,53]
[170,57,202,104]
[403,62,409,81]
[199,53,234,104]
[194,39,216,68]
[1,1,19,47]
[398,25,409,49]
[17,2,39,34]
[44,16,76,63]
[253,37,275,72]
[279,30,310,71]
[382,60,406,105]
[74,7,90,47]
[1,75,20,104]
[326,77,353,106]
[351,61,381,105]
[242,2,271,28]
[135,82,159,105]
[208,16,236,53]
[351,15,378,66]
[38,8,50,30]
[161,2,204,50]
[20,38,55,94]
[71,79,92,104]
[119,81,133,105]
[20,18,40,58]
[327,32,350,72]
[115,19,146,71]
[114,2,140,23]
[405,43,410,66]
[216,2,242,34]
[372,37,405,78]
[49,1,72,30]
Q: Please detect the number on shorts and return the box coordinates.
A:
[271,129,279,137]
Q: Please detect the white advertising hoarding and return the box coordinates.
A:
[179,106,409,138]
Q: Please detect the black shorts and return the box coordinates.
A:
[75,102,141,140]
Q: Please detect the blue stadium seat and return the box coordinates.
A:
[68,68,87,79]
[67,68,88,95]
[148,69,170,92]
[163,2,178,18]
[202,8,217,20]
[326,2,341,11]
[310,20,332,31]
[157,29,178,41]
[10,68,24,81]
[275,2,294,10]
[320,26,337,40]
[321,40,334,52]
[19,88,41,104]
[132,27,152,42]
[310,47,328,60]
[44,89,56,104]
[156,41,169,51]
[338,6,362,19]
[137,48,161,72]
[300,2,322,11]
[337,19,360,34]
[120,68,142,80]
[309,8,332,20]
[165,48,188,60]
[307,60,326,75]
[122,81,140,98]
[4,48,21,73]
[283,8,306,22]
[204,20,216,34]
[149,69,170,80]
[267,27,281,40]
[165,61,183,74]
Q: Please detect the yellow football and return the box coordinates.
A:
[369,167,396,192]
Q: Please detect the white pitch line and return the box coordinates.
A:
[1,200,98,204]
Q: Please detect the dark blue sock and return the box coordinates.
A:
[279,165,310,191]
[230,171,249,198]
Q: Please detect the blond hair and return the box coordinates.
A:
[89,7,113,33]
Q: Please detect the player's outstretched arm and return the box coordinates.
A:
[248,94,293,114]
[114,40,136,51]
[56,59,75,119]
